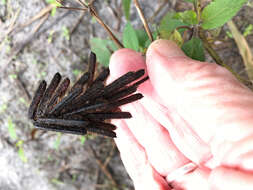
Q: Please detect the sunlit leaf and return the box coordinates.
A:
[173,10,198,25]
[168,30,184,47]
[201,0,248,29]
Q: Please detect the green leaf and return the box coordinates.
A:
[182,37,205,61]
[72,69,82,77]
[226,31,233,38]
[243,24,253,37]
[51,178,64,185]
[183,0,195,2]
[123,22,139,51]
[168,30,184,47]
[160,12,175,27]
[8,118,17,141]
[62,26,70,41]
[201,0,248,29]
[159,19,186,39]
[0,103,7,113]
[80,136,86,145]
[135,29,149,48]
[159,12,188,38]
[90,38,112,67]
[46,0,61,16]
[173,10,198,25]
[16,141,28,163]
[51,7,57,17]
[123,0,131,20]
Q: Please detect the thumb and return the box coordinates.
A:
[146,40,253,170]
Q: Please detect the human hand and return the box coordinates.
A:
[108,40,253,190]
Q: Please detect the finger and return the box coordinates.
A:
[114,119,170,190]
[109,49,190,175]
[146,40,253,169]
[169,167,210,190]
[209,166,253,190]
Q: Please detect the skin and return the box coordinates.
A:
[107,40,253,190]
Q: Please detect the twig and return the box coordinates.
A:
[133,0,153,42]
[2,11,72,73]
[106,2,121,31]
[16,73,32,101]
[76,0,88,8]
[89,5,124,49]
[70,11,86,36]
[33,13,50,34]
[0,8,20,42]
[103,140,115,167]
[56,0,124,49]
[148,0,168,23]
[16,4,54,33]
[87,144,119,188]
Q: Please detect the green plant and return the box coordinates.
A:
[87,0,250,85]
[16,140,28,163]
[8,118,17,141]
[46,0,61,16]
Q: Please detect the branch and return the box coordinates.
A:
[133,0,153,42]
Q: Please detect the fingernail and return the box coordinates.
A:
[147,39,186,59]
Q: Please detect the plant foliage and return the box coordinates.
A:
[201,0,248,29]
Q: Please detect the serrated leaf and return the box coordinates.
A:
[173,10,198,25]
[182,37,205,61]
[8,118,17,141]
[201,0,248,29]
[90,38,112,67]
[123,0,131,20]
[123,22,139,51]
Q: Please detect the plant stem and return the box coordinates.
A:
[133,0,153,42]
[199,28,251,85]
[89,5,124,49]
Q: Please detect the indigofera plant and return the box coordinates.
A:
[28,0,251,137]
[28,52,148,137]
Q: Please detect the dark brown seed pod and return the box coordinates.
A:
[28,51,148,138]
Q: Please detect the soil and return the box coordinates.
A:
[0,0,253,190]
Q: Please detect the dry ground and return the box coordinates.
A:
[0,0,253,190]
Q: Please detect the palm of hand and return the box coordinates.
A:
[108,40,253,190]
